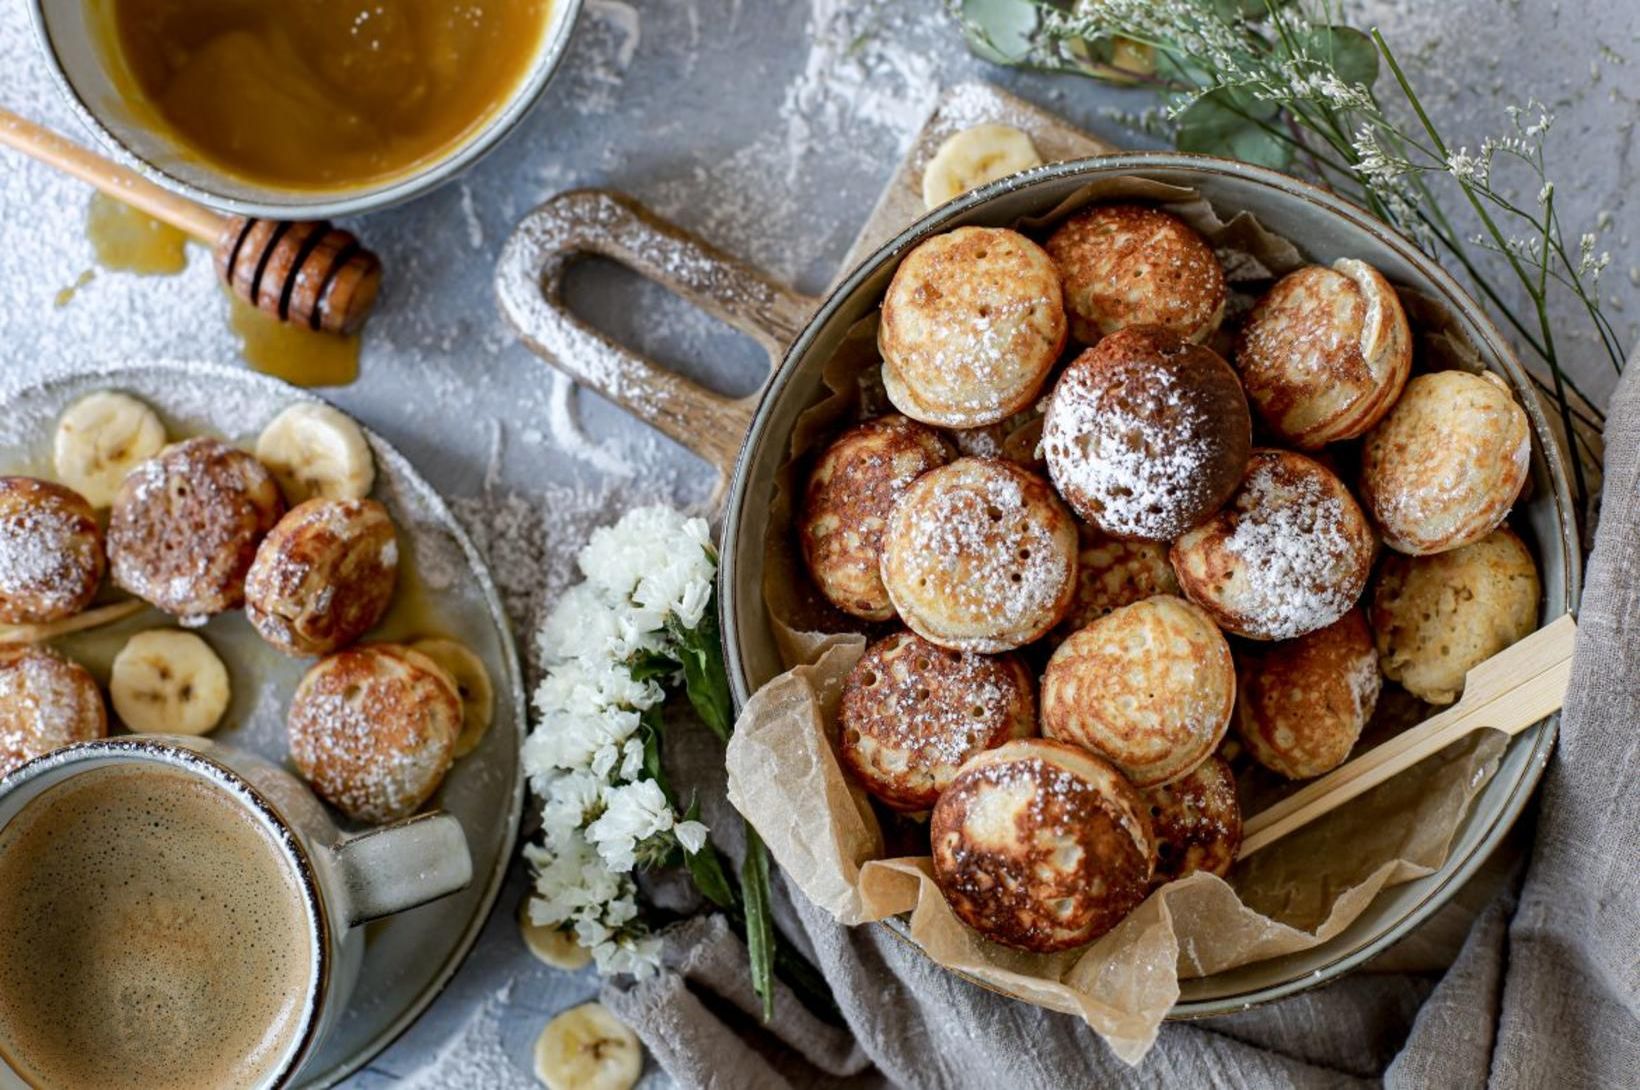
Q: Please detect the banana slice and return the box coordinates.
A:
[922,123,1044,210]
[109,629,231,736]
[255,403,375,505]
[53,391,167,507]
[533,1002,642,1090]
[518,898,591,970]
[411,638,493,758]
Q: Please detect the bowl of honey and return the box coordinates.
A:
[29,0,582,217]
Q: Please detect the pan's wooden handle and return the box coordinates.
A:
[495,189,817,480]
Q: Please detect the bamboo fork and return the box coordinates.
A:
[1238,612,1578,859]
[0,600,147,645]
[0,105,381,335]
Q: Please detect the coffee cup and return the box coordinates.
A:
[0,735,473,1090]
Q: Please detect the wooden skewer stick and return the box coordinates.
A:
[0,599,148,645]
[1238,613,1578,860]
[0,105,381,335]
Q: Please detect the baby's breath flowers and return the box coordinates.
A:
[522,506,779,1011]
[952,0,1620,515]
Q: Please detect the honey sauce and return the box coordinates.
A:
[228,295,361,388]
[86,191,189,274]
[90,0,552,190]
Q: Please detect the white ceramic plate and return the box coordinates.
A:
[0,361,525,1088]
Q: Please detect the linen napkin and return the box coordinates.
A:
[602,347,1640,1089]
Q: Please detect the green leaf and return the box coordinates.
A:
[742,827,776,1021]
[668,603,733,743]
[639,705,672,801]
[680,798,736,908]
[1173,90,1294,169]
[1296,25,1380,89]
[628,648,680,684]
[956,0,1038,65]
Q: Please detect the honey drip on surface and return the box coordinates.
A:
[227,295,361,388]
[86,191,189,274]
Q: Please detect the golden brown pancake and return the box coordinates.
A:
[1370,527,1539,705]
[1236,610,1381,779]
[0,477,105,625]
[1234,260,1412,449]
[287,644,461,823]
[1360,371,1530,556]
[1054,521,1180,640]
[838,631,1035,811]
[1142,755,1241,886]
[1044,203,1226,345]
[800,415,954,621]
[880,458,1078,653]
[1171,449,1375,641]
[878,227,1067,428]
[108,437,285,620]
[246,498,399,656]
[0,645,107,777]
[1041,594,1234,788]
[930,738,1155,952]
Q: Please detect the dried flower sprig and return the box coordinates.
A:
[952,0,1618,512]
[523,506,829,1021]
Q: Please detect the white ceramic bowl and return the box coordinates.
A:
[29,0,583,218]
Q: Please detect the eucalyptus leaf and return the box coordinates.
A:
[1173,90,1294,169]
[957,0,1038,64]
[1294,25,1380,88]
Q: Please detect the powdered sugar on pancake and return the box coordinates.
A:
[882,458,1076,653]
[1174,451,1373,640]
[1042,362,1213,538]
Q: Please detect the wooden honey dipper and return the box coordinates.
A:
[0,105,381,335]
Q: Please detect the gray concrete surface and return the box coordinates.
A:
[0,1,1634,1086]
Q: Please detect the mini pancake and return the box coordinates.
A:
[1234,260,1412,449]
[0,645,107,777]
[878,227,1067,428]
[1370,527,1540,705]
[838,631,1035,811]
[108,436,285,620]
[1236,609,1381,779]
[1054,521,1180,640]
[930,738,1155,953]
[1360,370,1530,556]
[1142,755,1241,886]
[1041,594,1234,788]
[287,643,462,823]
[1044,203,1226,345]
[0,477,105,625]
[880,458,1078,653]
[1040,326,1251,541]
[800,415,953,621]
[1171,449,1375,641]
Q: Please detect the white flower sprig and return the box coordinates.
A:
[522,506,715,978]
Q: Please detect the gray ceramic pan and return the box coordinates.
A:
[497,152,1582,1017]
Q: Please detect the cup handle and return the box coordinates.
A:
[331,811,473,926]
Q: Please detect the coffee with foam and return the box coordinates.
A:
[0,764,315,1089]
